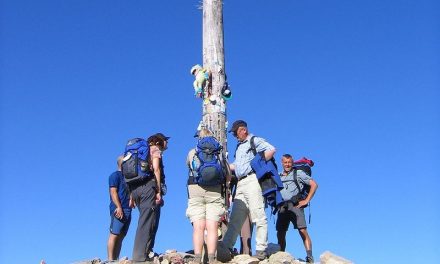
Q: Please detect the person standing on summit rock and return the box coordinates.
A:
[107,155,134,261]
[186,129,230,264]
[276,154,318,263]
[128,132,169,262]
[217,120,276,262]
[145,133,170,258]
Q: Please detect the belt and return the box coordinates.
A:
[238,171,255,181]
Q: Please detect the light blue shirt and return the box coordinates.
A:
[279,169,311,201]
[232,134,275,178]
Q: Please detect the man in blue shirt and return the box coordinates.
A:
[218,120,276,261]
[277,154,318,263]
[107,156,133,261]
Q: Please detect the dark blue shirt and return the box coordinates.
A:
[108,171,131,213]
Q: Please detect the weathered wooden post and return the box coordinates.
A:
[198,0,231,250]
[201,0,228,152]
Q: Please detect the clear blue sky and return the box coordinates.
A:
[1,0,439,263]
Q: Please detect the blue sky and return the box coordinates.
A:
[1,0,439,263]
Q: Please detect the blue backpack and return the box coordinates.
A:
[121,138,151,185]
[194,136,225,186]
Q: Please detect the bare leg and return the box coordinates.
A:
[206,219,219,255]
[107,233,119,260]
[298,228,312,253]
[193,220,207,255]
[114,232,126,260]
[240,215,253,255]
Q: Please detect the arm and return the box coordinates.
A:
[253,136,276,161]
[110,187,124,219]
[229,163,235,173]
[297,179,318,208]
[151,157,162,204]
[264,148,276,161]
[129,194,136,208]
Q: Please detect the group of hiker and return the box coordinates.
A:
[106,120,318,264]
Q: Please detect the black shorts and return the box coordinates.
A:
[276,203,307,231]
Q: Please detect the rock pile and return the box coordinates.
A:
[72,250,353,264]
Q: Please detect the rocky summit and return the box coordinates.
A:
[71,249,353,264]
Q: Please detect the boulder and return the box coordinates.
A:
[320,251,353,264]
[268,252,298,264]
[230,254,260,264]
[163,252,185,264]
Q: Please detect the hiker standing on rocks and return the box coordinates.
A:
[146,133,170,258]
[277,154,318,263]
[186,129,231,264]
[218,120,276,261]
[107,155,134,261]
[128,132,169,262]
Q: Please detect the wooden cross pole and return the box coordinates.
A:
[201,0,228,153]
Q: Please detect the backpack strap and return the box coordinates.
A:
[293,169,302,193]
[248,136,257,156]
[187,151,198,185]
[233,136,256,158]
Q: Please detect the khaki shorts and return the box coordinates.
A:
[186,184,225,222]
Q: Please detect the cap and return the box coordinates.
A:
[154,132,170,141]
[228,120,247,133]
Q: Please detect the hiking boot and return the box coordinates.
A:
[188,254,201,264]
[305,256,314,263]
[254,250,267,261]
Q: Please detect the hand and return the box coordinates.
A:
[129,198,136,209]
[114,207,123,219]
[296,200,309,208]
[155,192,162,205]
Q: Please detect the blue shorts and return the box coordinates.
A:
[109,209,132,235]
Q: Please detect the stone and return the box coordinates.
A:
[268,251,297,264]
[163,252,184,264]
[71,258,101,264]
[320,251,353,264]
[231,254,260,264]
